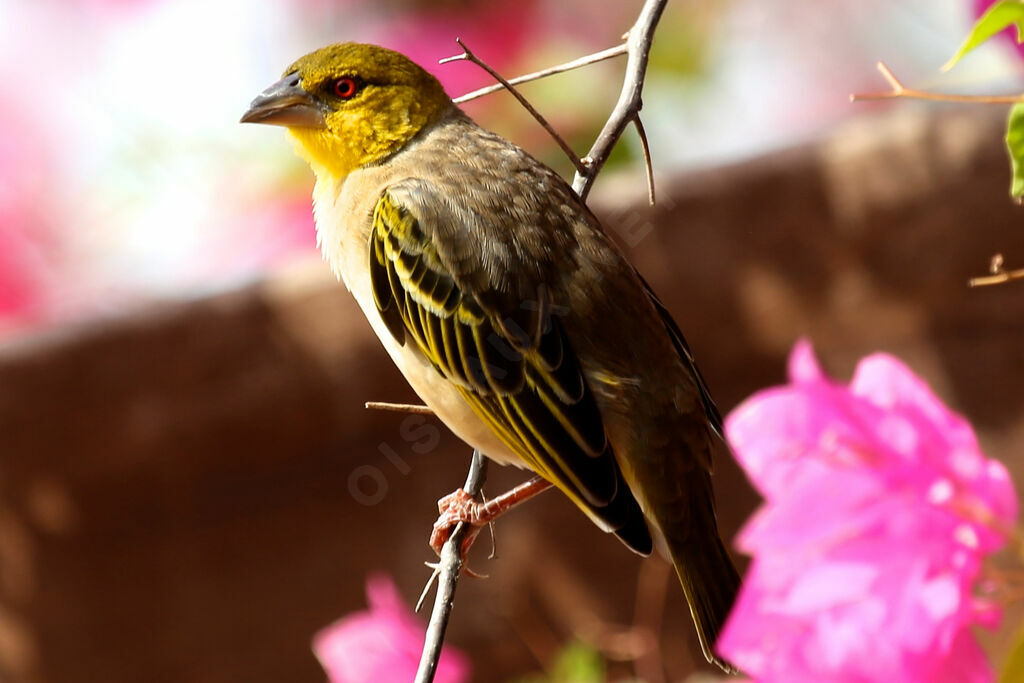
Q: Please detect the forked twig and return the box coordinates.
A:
[573,0,668,200]
[442,0,666,202]
[414,451,488,683]
[851,62,1024,104]
[454,43,628,104]
[441,39,587,175]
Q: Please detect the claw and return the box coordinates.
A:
[462,564,489,579]
[428,478,553,575]
[429,488,490,576]
[436,488,479,518]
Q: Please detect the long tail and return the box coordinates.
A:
[660,472,742,673]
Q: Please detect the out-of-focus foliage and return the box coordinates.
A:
[514,642,605,683]
[1006,103,1024,198]
[944,1,1024,198]
[946,0,1024,69]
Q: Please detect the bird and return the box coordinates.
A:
[242,42,740,671]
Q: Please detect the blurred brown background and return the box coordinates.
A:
[0,105,1022,682]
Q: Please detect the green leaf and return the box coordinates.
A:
[944,0,1024,71]
[1006,103,1024,199]
[511,642,606,683]
[549,643,604,683]
[1000,620,1024,682]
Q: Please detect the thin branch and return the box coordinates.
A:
[415,451,489,683]
[364,401,434,415]
[969,269,1024,286]
[851,62,1024,104]
[633,115,656,206]
[969,253,1024,287]
[453,43,628,103]
[441,39,587,175]
[572,0,669,201]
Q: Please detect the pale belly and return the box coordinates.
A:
[313,173,523,469]
[349,272,524,469]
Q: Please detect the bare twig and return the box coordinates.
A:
[573,0,669,201]
[851,67,1024,289]
[453,43,628,103]
[851,62,1024,104]
[415,451,489,683]
[633,115,656,206]
[969,253,1024,287]
[364,401,434,415]
[441,39,587,175]
[969,269,1024,286]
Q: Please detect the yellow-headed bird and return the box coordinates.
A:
[242,43,740,671]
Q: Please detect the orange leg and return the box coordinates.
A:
[429,476,554,558]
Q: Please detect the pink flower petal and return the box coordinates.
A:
[313,575,470,683]
[719,341,1018,682]
[787,338,826,383]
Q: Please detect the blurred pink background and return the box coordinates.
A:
[0,0,1020,338]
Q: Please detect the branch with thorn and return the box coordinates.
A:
[412,2,670,681]
[969,253,1024,287]
[851,62,1024,105]
[572,0,667,202]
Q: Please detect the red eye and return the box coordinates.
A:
[333,77,359,99]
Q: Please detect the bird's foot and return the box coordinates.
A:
[429,488,487,562]
[428,477,555,567]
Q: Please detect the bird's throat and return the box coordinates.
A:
[288,128,366,180]
[287,95,448,179]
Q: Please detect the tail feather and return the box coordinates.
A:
[661,474,742,673]
[670,528,741,673]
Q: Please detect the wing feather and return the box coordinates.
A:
[369,187,652,551]
[635,271,723,439]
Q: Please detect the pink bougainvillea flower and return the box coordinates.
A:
[313,575,470,683]
[0,96,61,330]
[375,0,539,97]
[718,340,1018,682]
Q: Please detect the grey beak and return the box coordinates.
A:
[240,72,327,128]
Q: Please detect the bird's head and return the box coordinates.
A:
[241,43,451,177]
